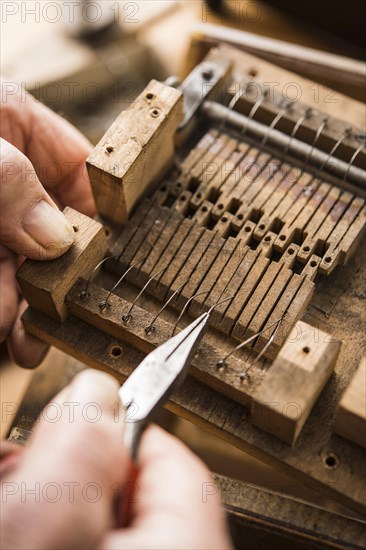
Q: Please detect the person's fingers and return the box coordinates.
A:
[0,244,18,342]
[102,426,232,550]
[0,441,26,478]
[7,299,49,369]
[1,81,95,216]
[0,138,75,260]
[29,100,95,215]
[1,370,129,550]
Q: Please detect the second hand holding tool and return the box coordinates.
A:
[116,311,212,525]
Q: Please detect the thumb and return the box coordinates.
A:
[1,370,129,550]
[0,138,75,260]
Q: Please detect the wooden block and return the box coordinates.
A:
[87,80,183,224]
[16,208,108,322]
[252,321,341,445]
[334,357,366,449]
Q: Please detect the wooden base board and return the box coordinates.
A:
[21,289,366,517]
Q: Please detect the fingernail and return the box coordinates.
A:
[23,201,74,253]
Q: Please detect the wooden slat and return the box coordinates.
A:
[223,253,270,335]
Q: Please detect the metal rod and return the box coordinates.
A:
[202,101,365,189]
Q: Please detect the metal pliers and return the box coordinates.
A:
[119,312,210,461]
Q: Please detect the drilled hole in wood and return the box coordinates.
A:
[279,234,286,241]
[259,224,265,230]
[150,108,160,118]
[222,217,228,223]
[160,185,167,192]
[217,203,224,209]
[325,256,332,263]
[264,236,271,242]
[105,146,114,154]
[324,453,339,469]
[146,92,154,100]
[73,226,79,233]
[310,260,317,267]
[303,246,310,252]
[288,248,294,255]
[179,195,186,201]
[201,206,208,212]
[303,346,310,354]
[245,226,251,232]
[196,193,202,199]
[237,213,244,221]
[109,345,122,358]
[249,68,258,77]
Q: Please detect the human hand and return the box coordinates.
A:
[0,81,95,367]
[0,370,232,550]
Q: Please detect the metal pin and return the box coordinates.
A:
[317,127,352,176]
[207,296,234,315]
[250,316,283,368]
[300,117,328,177]
[257,101,293,173]
[98,259,145,311]
[216,317,283,369]
[172,291,210,336]
[261,101,292,150]
[343,141,365,184]
[240,89,268,139]
[145,278,189,334]
[279,108,312,168]
[79,255,119,301]
[219,82,251,135]
[122,267,166,323]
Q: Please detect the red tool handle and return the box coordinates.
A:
[115,459,140,527]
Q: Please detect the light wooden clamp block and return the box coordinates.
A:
[251,321,341,445]
[334,357,366,449]
[86,80,183,224]
[16,208,108,322]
